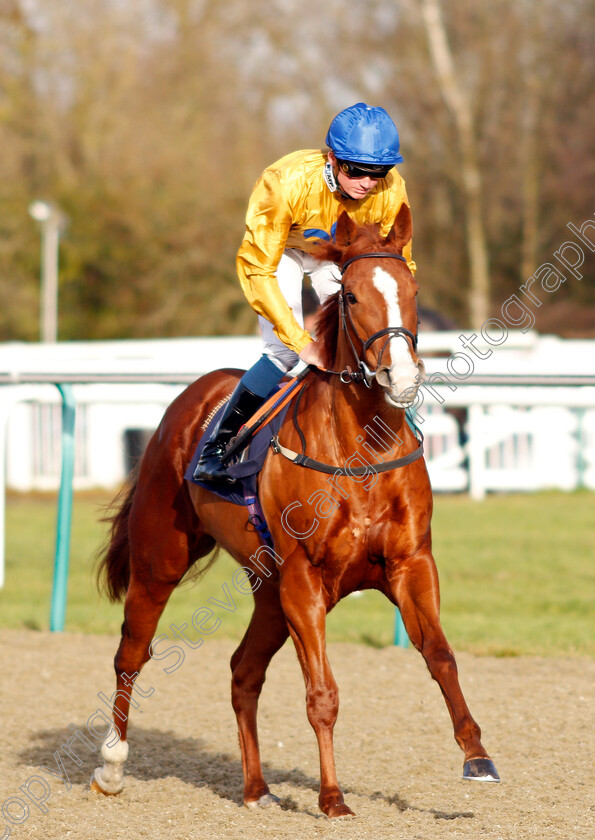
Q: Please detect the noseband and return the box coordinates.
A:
[331,252,418,388]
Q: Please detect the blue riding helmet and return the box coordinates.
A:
[325,102,404,166]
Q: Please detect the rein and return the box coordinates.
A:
[326,251,418,387]
[270,373,424,474]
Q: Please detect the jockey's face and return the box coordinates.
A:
[328,151,383,200]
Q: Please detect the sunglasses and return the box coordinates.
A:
[337,159,392,180]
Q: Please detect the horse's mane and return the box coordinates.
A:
[313,294,341,369]
[313,222,399,369]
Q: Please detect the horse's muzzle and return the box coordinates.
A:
[378,359,425,407]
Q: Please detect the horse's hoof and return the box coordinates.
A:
[324,802,356,818]
[245,793,281,809]
[90,770,123,796]
[463,757,500,782]
[90,777,117,796]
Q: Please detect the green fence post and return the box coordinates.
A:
[394,607,409,647]
[50,383,76,632]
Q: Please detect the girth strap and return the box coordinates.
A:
[270,435,424,475]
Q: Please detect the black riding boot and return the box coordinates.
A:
[192,384,264,482]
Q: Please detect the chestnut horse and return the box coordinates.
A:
[93,205,499,818]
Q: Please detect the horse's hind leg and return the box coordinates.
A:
[389,548,500,781]
[91,573,183,794]
[92,530,212,794]
[230,580,289,808]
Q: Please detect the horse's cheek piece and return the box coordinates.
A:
[90,738,129,795]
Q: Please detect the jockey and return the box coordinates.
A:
[194,102,416,482]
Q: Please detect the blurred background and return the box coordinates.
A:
[1,0,594,341]
[0,1,593,646]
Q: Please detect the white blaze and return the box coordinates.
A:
[372,267,419,402]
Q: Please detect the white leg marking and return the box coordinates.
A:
[91,737,129,795]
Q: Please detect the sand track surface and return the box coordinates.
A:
[1,630,593,839]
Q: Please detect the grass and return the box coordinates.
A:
[2,489,593,657]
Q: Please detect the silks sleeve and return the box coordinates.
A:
[236,169,312,353]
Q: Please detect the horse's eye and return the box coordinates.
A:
[344,291,357,305]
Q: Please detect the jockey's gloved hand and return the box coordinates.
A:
[299,340,327,371]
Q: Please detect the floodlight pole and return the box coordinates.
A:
[28,201,61,343]
[41,215,59,343]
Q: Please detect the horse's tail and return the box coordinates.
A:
[95,470,138,603]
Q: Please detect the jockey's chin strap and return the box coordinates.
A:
[326,252,418,388]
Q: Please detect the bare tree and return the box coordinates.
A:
[0,0,592,340]
[420,0,490,327]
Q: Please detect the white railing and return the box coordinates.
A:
[1,333,595,587]
[2,334,595,497]
[8,389,593,496]
[421,402,595,497]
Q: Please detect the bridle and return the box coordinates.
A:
[269,249,424,473]
[327,252,419,388]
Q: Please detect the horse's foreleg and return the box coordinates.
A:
[230,581,289,808]
[91,573,182,795]
[389,549,500,781]
[280,562,354,819]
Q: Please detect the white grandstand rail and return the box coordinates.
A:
[0,372,199,384]
[3,373,595,387]
[414,383,595,408]
[2,333,595,598]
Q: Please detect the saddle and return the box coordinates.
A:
[185,372,310,544]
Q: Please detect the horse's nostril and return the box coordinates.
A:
[376,367,391,388]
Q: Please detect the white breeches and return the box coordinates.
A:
[259,249,341,372]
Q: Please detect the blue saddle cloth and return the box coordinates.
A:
[184,402,290,506]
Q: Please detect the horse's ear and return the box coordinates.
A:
[334,211,359,246]
[385,203,413,252]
